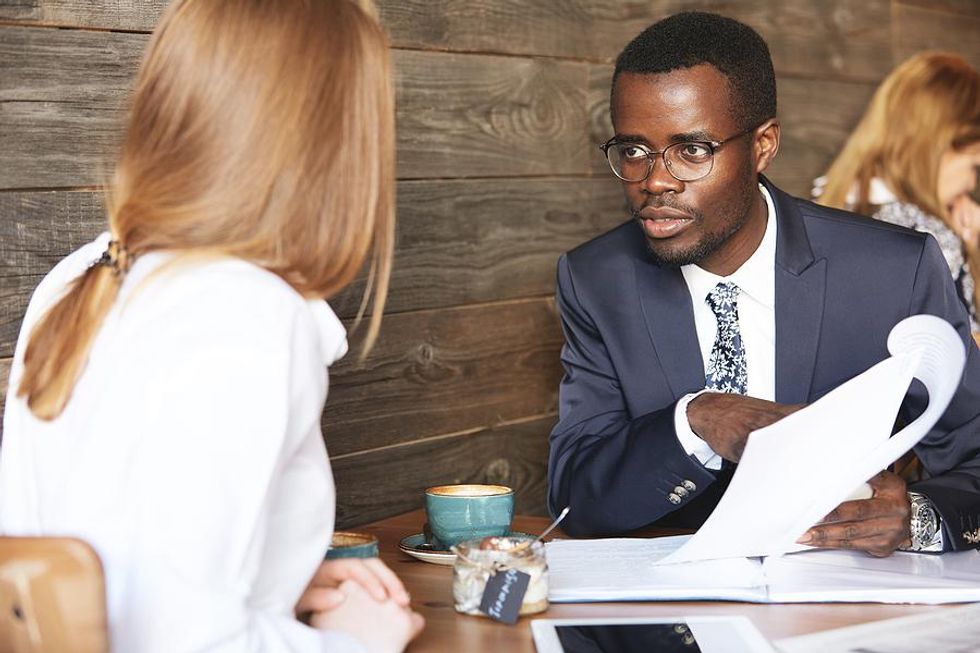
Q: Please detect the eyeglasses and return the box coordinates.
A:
[599,124,759,183]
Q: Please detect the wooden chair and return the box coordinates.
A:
[0,538,108,653]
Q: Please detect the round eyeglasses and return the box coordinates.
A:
[599,124,759,183]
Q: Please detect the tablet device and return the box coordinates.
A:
[531,616,777,653]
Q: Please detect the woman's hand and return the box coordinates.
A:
[295,557,411,620]
[311,580,425,653]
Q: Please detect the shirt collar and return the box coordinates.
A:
[681,183,777,309]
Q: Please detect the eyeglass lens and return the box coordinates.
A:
[605,141,715,182]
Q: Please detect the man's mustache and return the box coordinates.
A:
[631,198,701,221]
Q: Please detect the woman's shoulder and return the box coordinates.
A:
[125,255,348,365]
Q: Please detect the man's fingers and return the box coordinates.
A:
[798,516,909,556]
[818,496,908,524]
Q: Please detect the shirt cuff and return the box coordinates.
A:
[674,390,723,470]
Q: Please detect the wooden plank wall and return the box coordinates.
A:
[1,1,978,528]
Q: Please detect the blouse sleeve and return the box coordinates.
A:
[108,281,363,653]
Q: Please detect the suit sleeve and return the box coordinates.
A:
[904,235,980,551]
[548,254,718,536]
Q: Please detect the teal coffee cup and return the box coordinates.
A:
[424,484,514,548]
[325,531,379,559]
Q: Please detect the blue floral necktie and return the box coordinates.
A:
[704,281,747,394]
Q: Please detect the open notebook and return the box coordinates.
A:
[546,536,980,604]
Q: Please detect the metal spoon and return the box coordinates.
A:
[512,506,570,553]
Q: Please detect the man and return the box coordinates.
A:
[548,12,980,555]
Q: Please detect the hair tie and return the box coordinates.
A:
[94,240,132,277]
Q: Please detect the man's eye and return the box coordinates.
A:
[621,146,647,160]
[679,142,712,160]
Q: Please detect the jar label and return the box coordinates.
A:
[479,567,530,625]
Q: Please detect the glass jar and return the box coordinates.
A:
[452,535,548,617]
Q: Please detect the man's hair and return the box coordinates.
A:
[613,12,776,129]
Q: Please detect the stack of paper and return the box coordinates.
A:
[546,536,980,604]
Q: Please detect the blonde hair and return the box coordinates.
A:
[819,52,980,219]
[18,0,395,420]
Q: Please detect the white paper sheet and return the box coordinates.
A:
[659,315,967,564]
[775,603,980,653]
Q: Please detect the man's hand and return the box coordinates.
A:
[687,393,804,462]
[296,557,411,621]
[798,470,911,557]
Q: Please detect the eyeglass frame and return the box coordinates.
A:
[599,123,763,183]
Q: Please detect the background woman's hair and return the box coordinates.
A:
[818,52,980,218]
[18,0,395,420]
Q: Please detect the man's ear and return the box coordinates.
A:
[754,119,780,174]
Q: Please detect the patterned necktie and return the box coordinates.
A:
[704,281,747,395]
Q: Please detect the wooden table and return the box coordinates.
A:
[358,510,950,652]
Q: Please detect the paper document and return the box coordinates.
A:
[546,537,980,604]
[546,536,767,603]
[660,315,967,564]
[774,602,980,653]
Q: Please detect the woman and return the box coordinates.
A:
[0,0,422,651]
[816,52,980,331]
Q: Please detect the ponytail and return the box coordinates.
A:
[17,241,130,420]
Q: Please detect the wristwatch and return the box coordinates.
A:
[906,492,943,552]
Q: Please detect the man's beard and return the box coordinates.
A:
[631,191,755,268]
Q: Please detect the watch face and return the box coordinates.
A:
[913,501,938,543]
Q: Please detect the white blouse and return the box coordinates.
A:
[0,233,365,652]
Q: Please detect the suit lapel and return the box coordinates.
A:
[634,257,705,399]
[766,178,826,405]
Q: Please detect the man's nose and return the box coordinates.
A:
[640,154,684,195]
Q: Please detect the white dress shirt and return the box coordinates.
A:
[675,184,778,469]
[0,233,365,652]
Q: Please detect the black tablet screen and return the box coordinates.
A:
[555,623,701,652]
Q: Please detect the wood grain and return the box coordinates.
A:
[322,298,563,457]
[0,25,144,190]
[393,50,589,179]
[0,357,9,441]
[893,0,980,19]
[0,28,592,188]
[3,0,893,83]
[0,0,165,27]
[586,64,878,198]
[587,0,893,82]
[0,192,106,359]
[892,3,980,70]
[331,415,553,528]
[332,176,625,317]
[0,179,624,358]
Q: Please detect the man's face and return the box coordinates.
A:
[610,66,767,273]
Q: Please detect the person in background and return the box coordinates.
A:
[816,52,980,332]
[0,0,423,651]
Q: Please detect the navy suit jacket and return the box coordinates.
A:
[548,177,980,550]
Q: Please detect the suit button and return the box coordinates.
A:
[668,493,682,505]
[673,485,689,498]
[682,480,696,492]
